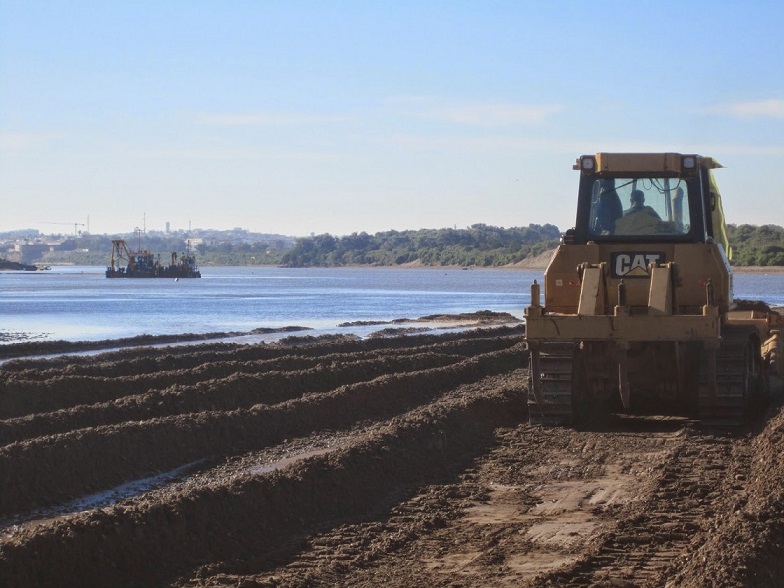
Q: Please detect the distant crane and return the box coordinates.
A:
[41,222,86,236]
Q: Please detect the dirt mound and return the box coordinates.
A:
[2,329,784,587]
[509,248,556,269]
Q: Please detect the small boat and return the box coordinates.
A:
[106,239,201,278]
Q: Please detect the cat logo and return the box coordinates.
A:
[611,252,666,278]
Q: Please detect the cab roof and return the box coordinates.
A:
[574,153,723,174]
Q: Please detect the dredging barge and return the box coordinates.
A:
[105,239,201,278]
[0,258,46,271]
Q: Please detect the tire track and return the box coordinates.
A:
[532,430,736,587]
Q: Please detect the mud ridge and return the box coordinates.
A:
[0,378,524,588]
[0,325,524,373]
[0,333,520,418]
[0,346,524,516]
[0,351,470,443]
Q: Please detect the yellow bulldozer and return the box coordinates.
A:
[524,152,784,426]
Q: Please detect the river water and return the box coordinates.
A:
[1,266,783,344]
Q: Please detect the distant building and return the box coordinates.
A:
[12,238,77,263]
[15,242,51,263]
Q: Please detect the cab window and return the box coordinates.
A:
[588,177,691,237]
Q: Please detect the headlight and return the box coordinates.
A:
[574,156,596,171]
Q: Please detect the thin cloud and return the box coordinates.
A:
[391,134,583,153]
[423,104,563,126]
[687,143,784,157]
[384,95,439,106]
[0,132,63,151]
[389,135,784,158]
[709,99,784,120]
[197,111,352,126]
[136,147,341,162]
[387,99,563,126]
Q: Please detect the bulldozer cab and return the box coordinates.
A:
[570,153,729,255]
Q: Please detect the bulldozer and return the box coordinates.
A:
[524,152,784,427]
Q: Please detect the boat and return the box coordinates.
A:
[105,238,201,278]
[0,258,47,271]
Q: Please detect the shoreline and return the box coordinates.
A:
[6,251,784,274]
[0,311,522,361]
[731,265,784,274]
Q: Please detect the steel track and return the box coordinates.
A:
[697,326,760,427]
[528,342,576,425]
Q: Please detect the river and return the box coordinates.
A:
[1,265,783,344]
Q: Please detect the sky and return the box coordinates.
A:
[1,1,783,238]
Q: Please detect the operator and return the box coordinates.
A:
[672,186,685,232]
[614,190,662,234]
[593,179,623,234]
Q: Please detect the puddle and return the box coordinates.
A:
[0,460,202,534]
[247,446,339,475]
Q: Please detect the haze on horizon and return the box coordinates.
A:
[1,1,783,238]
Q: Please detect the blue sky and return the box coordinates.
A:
[1,1,783,237]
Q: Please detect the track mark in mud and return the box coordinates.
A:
[658,411,784,588]
[229,419,706,588]
[401,425,681,586]
[523,425,747,587]
[579,435,734,585]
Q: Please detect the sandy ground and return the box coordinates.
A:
[1,318,784,587]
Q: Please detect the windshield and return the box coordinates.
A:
[587,177,691,237]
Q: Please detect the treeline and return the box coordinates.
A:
[280,224,562,268]
[26,223,784,268]
[193,240,289,266]
[727,224,784,266]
